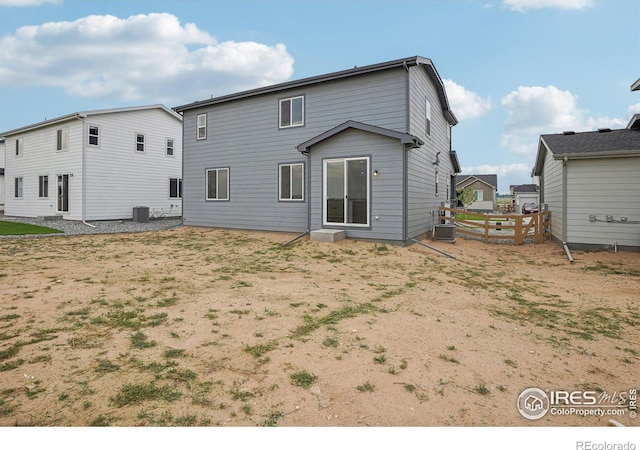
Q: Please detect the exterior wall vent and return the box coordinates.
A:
[597,128,611,133]
[562,131,575,135]
[434,224,456,241]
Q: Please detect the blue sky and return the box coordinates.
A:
[0,0,638,193]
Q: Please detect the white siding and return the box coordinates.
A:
[566,157,640,247]
[4,121,84,219]
[0,140,5,205]
[84,109,183,220]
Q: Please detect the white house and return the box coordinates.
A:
[0,105,182,222]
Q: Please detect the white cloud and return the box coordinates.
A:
[502,0,595,12]
[500,85,626,156]
[0,0,60,5]
[443,79,492,121]
[0,13,294,104]
[629,103,640,115]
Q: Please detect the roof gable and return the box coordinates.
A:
[456,174,498,189]
[296,120,423,154]
[174,56,458,126]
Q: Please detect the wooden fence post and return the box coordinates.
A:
[515,215,522,245]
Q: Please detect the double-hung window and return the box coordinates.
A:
[169,178,182,199]
[279,163,304,201]
[166,138,175,156]
[88,125,100,146]
[279,96,304,128]
[56,128,68,151]
[39,175,49,198]
[206,168,229,201]
[197,114,207,140]
[136,133,145,152]
[15,177,23,198]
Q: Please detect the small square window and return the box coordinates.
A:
[206,168,229,201]
[279,96,304,128]
[425,99,432,137]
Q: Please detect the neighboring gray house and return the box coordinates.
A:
[532,121,640,251]
[456,174,498,212]
[174,56,460,244]
[511,184,539,213]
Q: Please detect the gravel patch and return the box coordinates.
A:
[0,215,183,239]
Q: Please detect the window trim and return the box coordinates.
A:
[205,167,230,201]
[166,138,175,157]
[56,127,69,152]
[278,162,305,202]
[39,175,49,198]
[15,138,23,157]
[196,113,207,140]
[473,190,484,202]
[425,98,432,137]
[15,177,23,198]
[88,124,100,147]
[135,133,145,153]
[279,95,305,129]
[169,177,182,199]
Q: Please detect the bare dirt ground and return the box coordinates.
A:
[0,226,638,427]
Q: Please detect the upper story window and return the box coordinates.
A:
[197,113,207,140]
[425,99,432,137]
[279,96,304,128]
[56,128,69,151]
[136,133,145,152]
[279,163,304,201]
[15,138,23,156]
[88,125,100,146]
[166,138,175,156]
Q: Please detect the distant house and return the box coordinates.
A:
[456,174,497,212]
[532,121,640,251]
[511,184,539,213]
[0,105,183,221]
[174,56,460,244]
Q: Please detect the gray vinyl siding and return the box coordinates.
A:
[540,148,564,242]
[565,157,640,247]
[308,129,404,241]
[406,65,455,238]
[182,68,409,232]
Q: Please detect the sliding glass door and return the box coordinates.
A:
[323,157,369,226]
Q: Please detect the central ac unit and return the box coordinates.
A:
[434,224,456,241]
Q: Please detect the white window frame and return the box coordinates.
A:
[322,157,370,227]
[425,98,432,137]
[88,125,100,147]
[197,113,207,140]
[206,168,229,201]
[15,177,23,198]
[135,133,145,153]
[279,96,304,129]
[279,163,304,201]
[169,177,182,199]
[15,138,23,156]
[166,138,175,156]
[39,175,49,198]
[56,128,69,151]
[473,190,484,202]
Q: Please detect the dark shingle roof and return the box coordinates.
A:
[512,184,538,193]
[456,174,498,189]
[540,129,640,157]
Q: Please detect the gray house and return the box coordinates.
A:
[174,56,460,244]
[532,120,640,251]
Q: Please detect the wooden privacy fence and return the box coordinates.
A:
[438,207,552,245]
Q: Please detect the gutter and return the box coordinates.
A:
[562,156,568,249]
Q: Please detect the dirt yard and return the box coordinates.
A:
[0,226,638,427]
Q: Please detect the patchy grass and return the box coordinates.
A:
[0,221,63,236]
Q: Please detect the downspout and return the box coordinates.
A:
[562,156,570,261]
[282,149,311,247]
[78,114,95,228]
[403,60,411,242]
